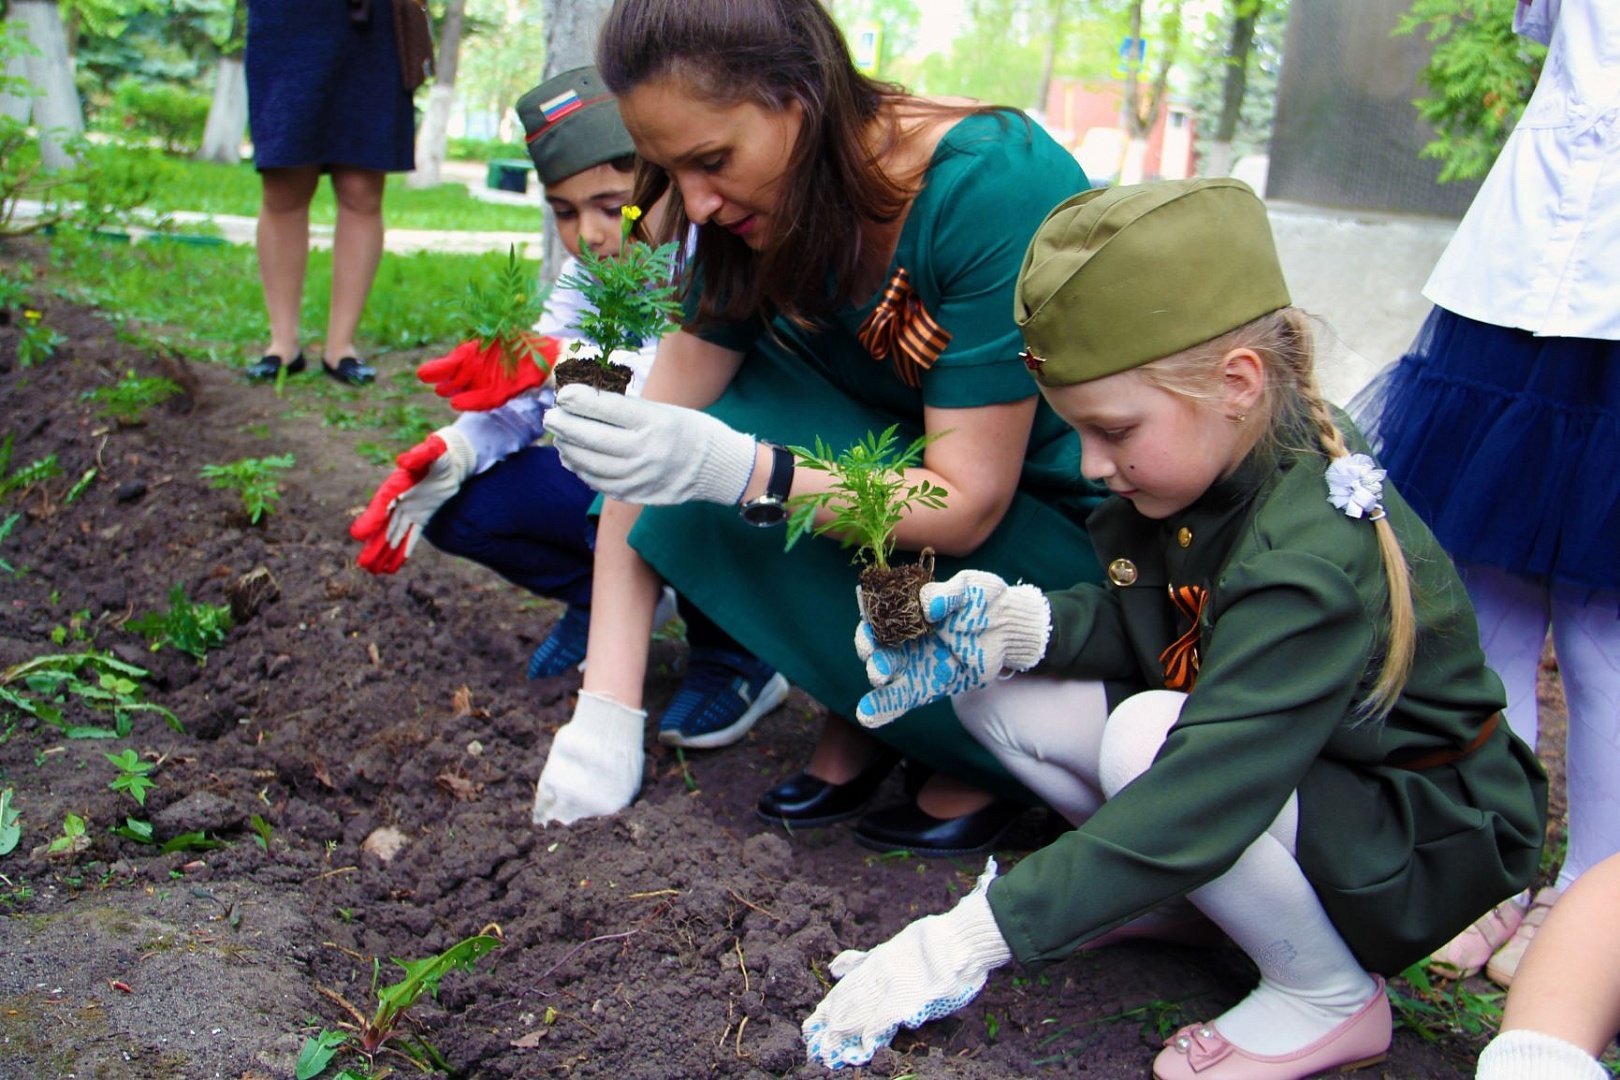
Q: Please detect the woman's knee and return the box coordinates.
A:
[1098,690,1187,798]
[330,168,386,216]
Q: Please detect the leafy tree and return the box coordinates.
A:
[1187,0,1289,175]
[1395,0,1545,183]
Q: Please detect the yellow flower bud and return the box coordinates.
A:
[621,205,642,222]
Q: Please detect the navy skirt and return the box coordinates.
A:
[246,0,416,172]
[1353,307,1619,590]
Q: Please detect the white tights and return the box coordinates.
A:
[955,681,1377,1055]
[1463,563,1620,889]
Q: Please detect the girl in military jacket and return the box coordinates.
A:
[800,179,1547,1080]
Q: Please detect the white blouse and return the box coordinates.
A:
[1423,0,1620,341]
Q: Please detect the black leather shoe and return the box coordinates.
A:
[323,355,376,386]
[853,797,1028,858]
[756,751,900,829]
[245,351,306,381]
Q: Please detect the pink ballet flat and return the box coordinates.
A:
[1151,975,1391,1079]
[1427,890,1529,979]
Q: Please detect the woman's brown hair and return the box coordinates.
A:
[597,0,986,328]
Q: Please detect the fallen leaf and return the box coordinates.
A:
[436,772,482,800]
[510,1029,547,1048]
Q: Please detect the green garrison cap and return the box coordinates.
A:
[515,65,635,187]
[1014,178,1290,386]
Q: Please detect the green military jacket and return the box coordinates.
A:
[986,437,1547,975]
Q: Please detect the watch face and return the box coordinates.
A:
[740,498,788,526]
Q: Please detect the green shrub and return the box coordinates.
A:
[112,78,210,155]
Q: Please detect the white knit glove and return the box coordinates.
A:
[853,570,1051,728]
[531,691,647,826]
[1475,1030,1607,1080]
[546,383,757,506]
[803,857,1012,1069]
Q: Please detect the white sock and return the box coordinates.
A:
[1190,829,1379,1055]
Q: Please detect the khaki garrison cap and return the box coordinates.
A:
[516,65,635,187]
[1014,178,1291,386]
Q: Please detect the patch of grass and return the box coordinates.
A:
[46,230,528,363]
[80,144,542,232]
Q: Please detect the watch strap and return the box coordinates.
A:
[762,443,794,501]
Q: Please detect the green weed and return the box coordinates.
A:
[85,371,182,425]
[298,930,502,1078]
[0,788,19,856]
[104,748,155,806]
[0,511,21,574]
[45,811,89,857]
[0,447,63,501]
[126,584,232,659]
[1389,961,1502,1046]
[249,813,273,853]
[0,650,183,738]
[63,468,96,504]
[200,453,294,524]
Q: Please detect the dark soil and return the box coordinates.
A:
[552,357,632,395]
[0,261,1564,1079]
[859,551,935,647]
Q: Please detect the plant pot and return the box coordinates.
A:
[553,356,633,395]
[859,547,936,646]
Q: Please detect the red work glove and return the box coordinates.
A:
[349,430,474,574]
[416,334,559,411]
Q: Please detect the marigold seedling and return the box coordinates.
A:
[783,426,947,569]
[448,243,549,376]
[785,426,949,643]
[200,453,294,524]
[554,205,682,391]
[85,371,182,425]
[126,584,232,660]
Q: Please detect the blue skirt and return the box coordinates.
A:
[246,0,416,173]
[1352,307,1619,590]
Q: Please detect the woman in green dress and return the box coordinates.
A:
[533,0,1105,854]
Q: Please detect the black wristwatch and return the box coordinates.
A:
[739,443,794,527]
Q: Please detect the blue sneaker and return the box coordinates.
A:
[658,646,790,749]
[527,606,589,678]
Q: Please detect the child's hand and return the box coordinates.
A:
[852,570,1052,727]
[417,335,558,411]
[802,857,1010,1068]
[350,428,475,574]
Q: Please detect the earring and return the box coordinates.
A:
[1226,411,1248,424]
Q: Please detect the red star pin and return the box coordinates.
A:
[1019,348,1045,372]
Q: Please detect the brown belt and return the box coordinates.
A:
[1391,713,1501,771]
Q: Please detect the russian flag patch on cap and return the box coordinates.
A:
[540,89,583,123]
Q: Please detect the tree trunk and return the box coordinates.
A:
[6,0,84,172]
[1209,0,1261,175]
[408,0,466,189]
[539,0,615,285]
[197,56,248,164]
[1032,0,1064,118]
